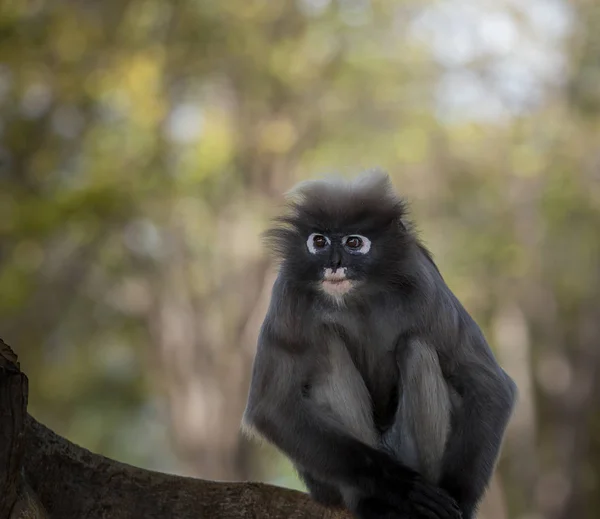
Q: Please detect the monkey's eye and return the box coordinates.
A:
[343,235,371,254]
[346,237,362,249]
[307,233,330,254]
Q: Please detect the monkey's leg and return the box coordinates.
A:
[297,468,345,508]
[383,339,452,483]
[437,365,516,519]
[317,342,459,519]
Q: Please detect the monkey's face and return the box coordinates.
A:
[265,171,413,299]
[304,232,373,298]
[271,217,408,301]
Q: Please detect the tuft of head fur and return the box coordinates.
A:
[286,169,408,229]
[264,169,410,262]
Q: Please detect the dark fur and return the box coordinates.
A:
[243,170,517,519]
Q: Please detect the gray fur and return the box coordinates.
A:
[311,336,379,447]
[242,171,517,519]
[383,339,452,482]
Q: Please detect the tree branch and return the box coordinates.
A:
[0,338,350,519]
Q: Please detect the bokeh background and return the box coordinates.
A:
[1,0,599,518]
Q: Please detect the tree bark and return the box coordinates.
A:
[0,339,349,519]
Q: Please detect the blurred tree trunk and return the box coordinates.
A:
[147,236,273,479]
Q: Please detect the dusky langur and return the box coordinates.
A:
[242,170,517,519]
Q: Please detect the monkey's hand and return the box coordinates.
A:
[351,451,462,519]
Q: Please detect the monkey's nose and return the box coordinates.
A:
[330,252,342,270]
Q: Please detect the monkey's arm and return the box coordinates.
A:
[242,328,461,519]
[439,334,517,519]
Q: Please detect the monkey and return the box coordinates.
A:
[242,170,517,519]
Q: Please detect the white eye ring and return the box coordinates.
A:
[307,233,330,254]
[343,235,371,254]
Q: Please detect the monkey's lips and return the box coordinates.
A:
[321,273,353,296]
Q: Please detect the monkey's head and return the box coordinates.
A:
[265,170,417,300]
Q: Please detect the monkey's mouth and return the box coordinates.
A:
[321,269,353,296]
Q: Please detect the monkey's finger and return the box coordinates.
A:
[376,491,441,519]
[407,485,461,519]
[412,502,449,519]
[418,496,461,519]
[408,484,450,506]
[413,499,462,519]
[415,494,462,519]
[411,479,458,505]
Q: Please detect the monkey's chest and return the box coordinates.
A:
[360,352,399,433]
[319,309,401,432]
[340,330,400,433]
